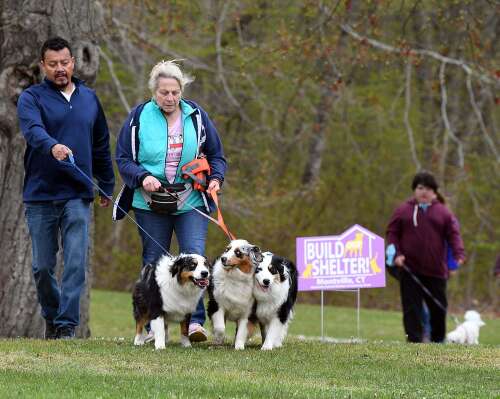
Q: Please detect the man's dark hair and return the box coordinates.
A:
[41,37,72,60]
[411,171,439,192]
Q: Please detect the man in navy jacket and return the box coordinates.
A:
[17,37,114,339]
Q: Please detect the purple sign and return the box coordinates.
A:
[296,224,386,291]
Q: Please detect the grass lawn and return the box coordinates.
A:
[0,289,498,399]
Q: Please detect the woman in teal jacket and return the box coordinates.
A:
[115,60,227,342]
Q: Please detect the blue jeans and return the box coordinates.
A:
[134,208,209,325]
[24,199,91,328]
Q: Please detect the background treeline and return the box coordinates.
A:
[91,0,499,311]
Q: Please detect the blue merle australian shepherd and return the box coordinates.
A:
[132,254,209,350]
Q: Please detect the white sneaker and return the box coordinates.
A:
[144,330,154,344]
[188,323,207,342]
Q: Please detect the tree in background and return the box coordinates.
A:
[0,0,104,337]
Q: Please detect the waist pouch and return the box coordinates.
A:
[143,183,191,214]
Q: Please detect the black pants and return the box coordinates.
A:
[399,270,447,343]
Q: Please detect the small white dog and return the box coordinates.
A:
[446,310,486,345]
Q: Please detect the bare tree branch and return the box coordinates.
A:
[98,46,131,114]
[439,62,464,169]
[214,1,251,124]
[340,24,500,87]
[466,74,500,163]
[111,16,215,73]
[403,61,422,171]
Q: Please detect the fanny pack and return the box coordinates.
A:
[143,183,191,214]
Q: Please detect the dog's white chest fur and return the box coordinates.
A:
[156,262,203,322]
[254,283,289,323]
[212,262,254,320]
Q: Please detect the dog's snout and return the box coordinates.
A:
[263,279,270,286]
[201,270,208,278]
[221,256,227,264]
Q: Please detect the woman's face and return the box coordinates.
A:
[414,184,436,204]
[155,77,181,115]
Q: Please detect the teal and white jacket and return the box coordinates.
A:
[113,99,227,221]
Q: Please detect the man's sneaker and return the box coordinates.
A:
[57,326,76,340]
[188,323,207,342]
[44,321,58,340]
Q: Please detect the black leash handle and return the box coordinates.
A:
[402,264,448,313]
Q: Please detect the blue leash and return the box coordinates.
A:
[64,154,172,257]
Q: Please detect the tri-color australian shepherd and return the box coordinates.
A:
[207,239,263,350]
[250,251,298,350]
[132,254,209,350]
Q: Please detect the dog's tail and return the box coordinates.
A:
[133,263,158,322]
[287,260,298,306]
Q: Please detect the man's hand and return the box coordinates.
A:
[142,175,162,192]
[207,179,220,196]
[99,196,111,208]
[51,144,72,161]
[394,255,406,268]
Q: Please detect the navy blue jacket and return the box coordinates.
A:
[17,78,115,202]
[113,99,227,220]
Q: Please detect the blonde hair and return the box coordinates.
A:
[148,60,194,94]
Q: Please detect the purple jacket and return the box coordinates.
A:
[386,198,465,279]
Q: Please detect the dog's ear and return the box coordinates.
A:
[171,256,189,278]
[277,262,287,282]
[250,246,263,263]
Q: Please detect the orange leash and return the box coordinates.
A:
[210,191,236,241]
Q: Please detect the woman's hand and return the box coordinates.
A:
[394,255,406,268]
[142,175,162,192]
[207,179,220,196]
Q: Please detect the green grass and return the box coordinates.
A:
[0,290,498,399]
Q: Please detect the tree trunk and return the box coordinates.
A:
[0,0,103,338]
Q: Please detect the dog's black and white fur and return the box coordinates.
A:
[132,254,209,350]
[207,239,263,349]
[250,251,298,350]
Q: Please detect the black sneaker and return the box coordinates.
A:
[57,326,76,340]
[44,321,58,340]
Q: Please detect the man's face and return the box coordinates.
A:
[414,184,436,204]
[41,48,74,89]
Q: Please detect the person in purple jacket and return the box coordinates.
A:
[386,171,465,343]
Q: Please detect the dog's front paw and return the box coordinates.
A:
[180,335,192,348]
[261,343,273,351]
[234,342,245,350]
[154,342,166,350]
[134,335,145,346]
[213,330,225,345]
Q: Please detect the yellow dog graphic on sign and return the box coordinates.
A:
[345,233,364,256]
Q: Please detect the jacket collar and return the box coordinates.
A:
[150,98,197,119]
[43,76,83,91]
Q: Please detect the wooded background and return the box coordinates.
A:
[94,0,499,309]
[1,0,499,337]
